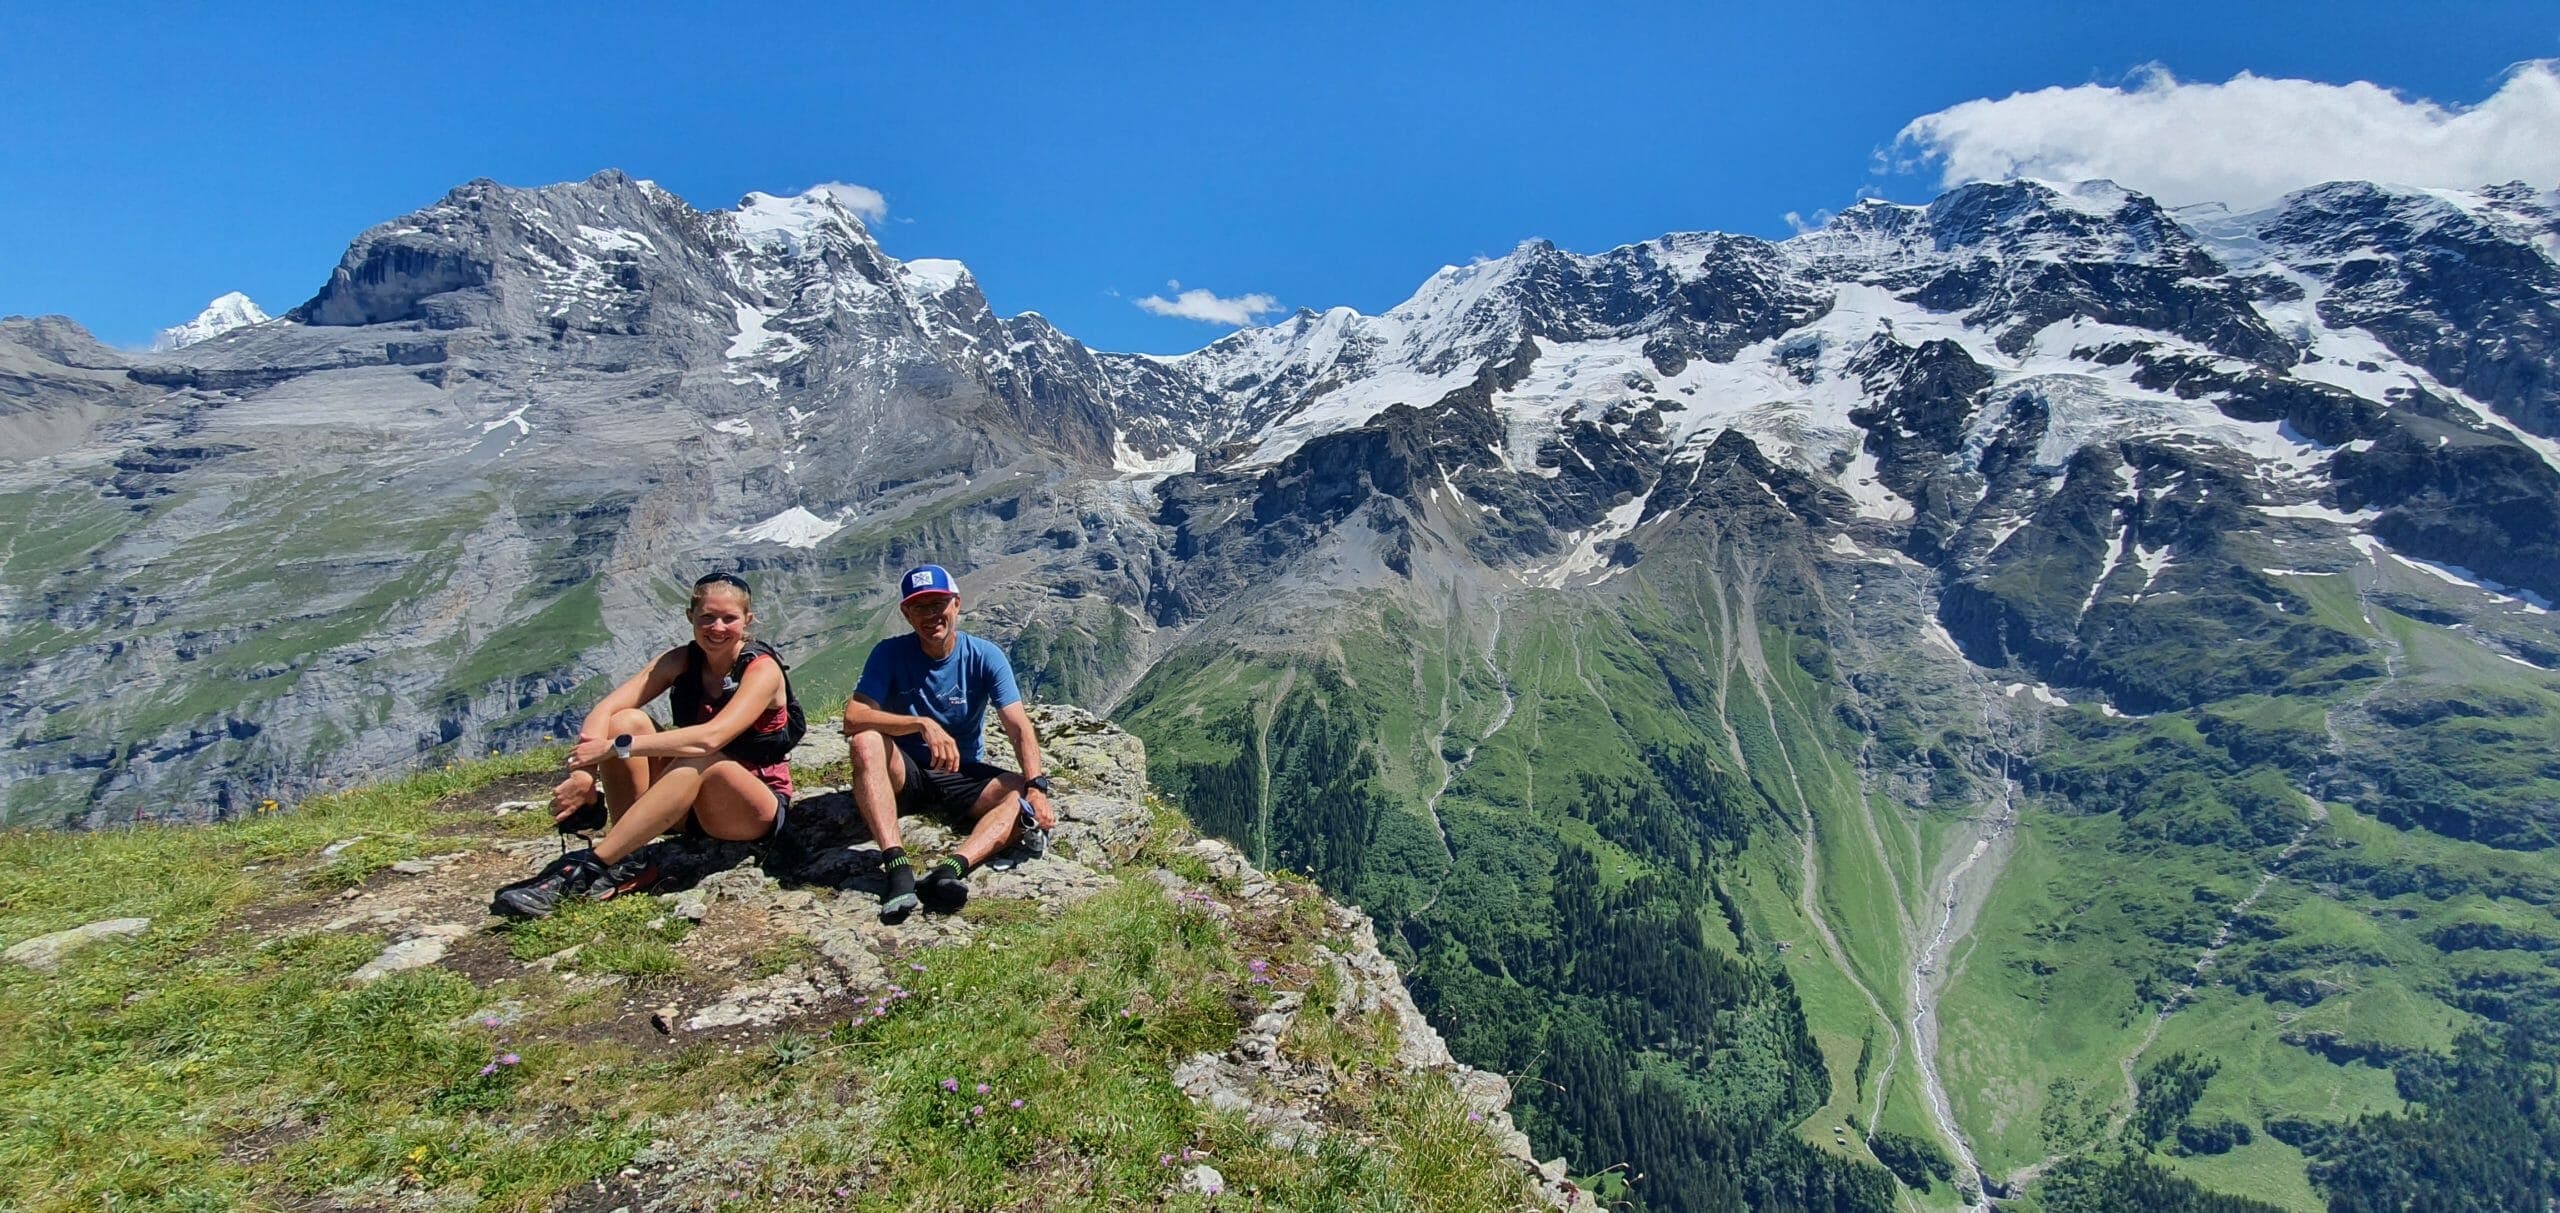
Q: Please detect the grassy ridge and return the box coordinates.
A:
[0,754,1536,1211]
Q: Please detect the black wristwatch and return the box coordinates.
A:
[1025,774,1054,794]
[613,733,634,759]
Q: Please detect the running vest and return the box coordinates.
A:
[669,639,807,768]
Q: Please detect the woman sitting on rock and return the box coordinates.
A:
[492,571,802,919]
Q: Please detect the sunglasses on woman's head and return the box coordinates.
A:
[695,572,752,594]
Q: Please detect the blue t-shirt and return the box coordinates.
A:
[854,631,1022,768]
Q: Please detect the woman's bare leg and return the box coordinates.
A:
[689,761,781,841]
[597,709,658,824]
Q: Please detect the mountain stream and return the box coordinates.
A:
[1904,769,2016,1210]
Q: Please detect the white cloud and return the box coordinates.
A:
[809,182,889,223]
[1893,60,2560,210]
[1135,279,1282,325]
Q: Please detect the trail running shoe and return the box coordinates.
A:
[491,849,609,920]
[596,855,663,901]
[989,799,1050,871]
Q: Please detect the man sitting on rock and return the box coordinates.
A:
[841,564,1056,921]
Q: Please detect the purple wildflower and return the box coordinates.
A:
[940,1077,959,1092]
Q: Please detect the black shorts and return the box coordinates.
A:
[892,746,1009,821]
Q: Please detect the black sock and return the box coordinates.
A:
[933,855,971,880]
[883,848,914,900]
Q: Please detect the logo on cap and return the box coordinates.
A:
[899,564,957,603]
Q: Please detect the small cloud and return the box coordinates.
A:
[809,182,889,223]
[1135,284,1283,326]
[1783,209,1833,235]
[1889,60,2560,210]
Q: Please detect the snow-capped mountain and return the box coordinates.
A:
[149,291,268,351]
[1,171,2555,823]
[1131,178,2556,644]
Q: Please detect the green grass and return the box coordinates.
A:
[0,751,573,1210]
[1932,809,2160,1173]
[0,752,1540,1212]
[2142,989,2403,1212]
[0,751,557,944]
[495,895,693,977]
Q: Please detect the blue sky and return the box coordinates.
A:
[3,2,2554,353]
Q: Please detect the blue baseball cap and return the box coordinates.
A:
[898,564,958,603]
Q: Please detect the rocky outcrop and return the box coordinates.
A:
[222,708,1585,1209]
[0,316,142,458]
[2,916,149,970]
[1160,831,1597,1211]
[2264,180,2560,438]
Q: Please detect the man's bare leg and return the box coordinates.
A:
[847,731,918,919]
[951,775,1028,869]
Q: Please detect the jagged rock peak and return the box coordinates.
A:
[2258,177,2560,261]
[283,170,920,330]
[1786,177,2196,267]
